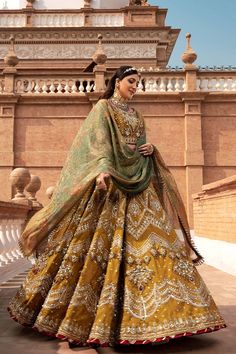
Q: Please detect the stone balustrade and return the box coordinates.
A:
[33,13,84,27]
[0,13,25,27]
[0,202,28,267]
[0,11,124,28]
[15,77,95,94]
[197,76,236,91]
[90,13,124,27]
[139,74,185,92]
[1,69,236,95]
[0,168,47,268]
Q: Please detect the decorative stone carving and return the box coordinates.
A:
[9,168,32,206]
[0,29,162,41]
[1,43,156,59]
[84,0,91,8]
[4,35,19,67]
[92,34,107,65]
[129,0,149,5]
[25,175,43,207]
[181,33,197,67]
[26,0,36,8]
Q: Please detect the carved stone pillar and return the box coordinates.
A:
[180,92,207,227]
[182,33,198,91]
[3,35,19,94]
[92,35,107,92]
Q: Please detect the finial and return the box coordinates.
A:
[26,0,36,8]
[129,0,150,5]
[92,34,107,65]
[25,175,43,207]
[9,168,32,206]
[181,33,197,67]
[4,35,19,67]
[84,0,91,8]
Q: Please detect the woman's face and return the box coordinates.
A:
[117,74,139,100]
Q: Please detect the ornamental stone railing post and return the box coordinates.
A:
[25,174,43,207]
[92,34,107,92]
[24,0,36,27]
[3,35,19,94]
[9,168,32,207]
[182,33,198,91]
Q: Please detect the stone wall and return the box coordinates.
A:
[193,176,236,275]
[193,176,236,243]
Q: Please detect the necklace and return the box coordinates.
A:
[109,96,132,113]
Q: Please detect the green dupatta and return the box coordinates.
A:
[19,99,203,264]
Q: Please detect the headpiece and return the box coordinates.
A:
[123,67,137,75]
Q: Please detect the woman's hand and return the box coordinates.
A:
[138,143,154,156]
[96,173,110,191]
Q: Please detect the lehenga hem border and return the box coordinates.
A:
[7,307,226,347]
[86,325,226,346]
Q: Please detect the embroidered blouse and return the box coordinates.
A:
[108,97,145,144]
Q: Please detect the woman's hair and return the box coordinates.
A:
[100,65,138,99]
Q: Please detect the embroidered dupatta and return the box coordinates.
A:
[19,99,203,264]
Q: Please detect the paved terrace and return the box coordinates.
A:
[0,261,235,354]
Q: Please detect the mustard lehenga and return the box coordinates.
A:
[8,98,225,345]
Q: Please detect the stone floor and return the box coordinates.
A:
[0,261,235,354]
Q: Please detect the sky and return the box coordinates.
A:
[149,0,235,68]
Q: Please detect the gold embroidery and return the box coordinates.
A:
[8,181,225,344]
[109,98,145,144]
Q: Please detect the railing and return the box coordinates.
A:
[1,69,236,95]
[197,76,236,91]
[15,77,95,94]
[0,202,28,267]
[0,14,25,27]
[90,13,124,27]
[139,74,185,92]
[13,73,186,95]
[0,11,124,28]
[32,13,84,27]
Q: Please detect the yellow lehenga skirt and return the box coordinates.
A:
[8,181,225,345]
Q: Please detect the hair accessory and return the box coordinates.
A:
[123,67,137,75]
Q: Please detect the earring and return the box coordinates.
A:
[113,79,125,101]
[113,80,119,98]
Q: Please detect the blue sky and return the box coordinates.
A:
[149,0,235,68]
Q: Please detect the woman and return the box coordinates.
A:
[8,66,226,347]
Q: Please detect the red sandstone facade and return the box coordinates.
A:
[1,1,236,228]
